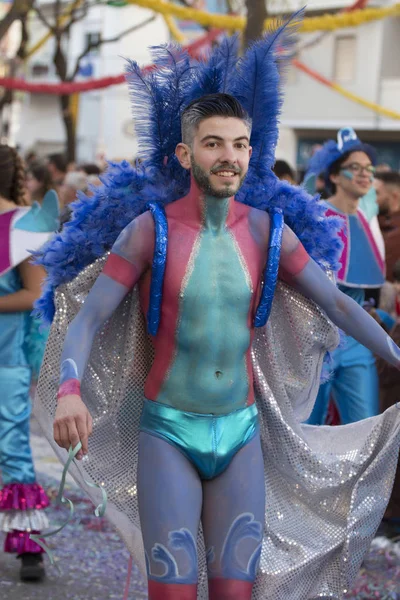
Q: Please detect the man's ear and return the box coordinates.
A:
[175,143,191,170]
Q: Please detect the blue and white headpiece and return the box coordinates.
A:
[304,127,376,192]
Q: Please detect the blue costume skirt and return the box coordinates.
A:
[140,399,259,480]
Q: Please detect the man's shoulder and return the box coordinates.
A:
[246,204,270,235]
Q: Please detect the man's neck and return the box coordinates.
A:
[186,177,233,232]
[329,189,360,215]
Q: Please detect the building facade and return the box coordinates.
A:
[274,0,400,173]
[4,0,400,168]
[13,1,169,161]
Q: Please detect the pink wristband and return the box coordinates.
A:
[57,379,81,401]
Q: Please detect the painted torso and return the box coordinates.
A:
[141,189,266,414]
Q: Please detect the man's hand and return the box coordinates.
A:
[54,396,93,460]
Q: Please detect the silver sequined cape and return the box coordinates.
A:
[34,255,400,600]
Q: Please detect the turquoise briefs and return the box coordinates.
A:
[139,399,259,480]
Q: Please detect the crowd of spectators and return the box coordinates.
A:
[274,154,400,538]
[22,151,104,226]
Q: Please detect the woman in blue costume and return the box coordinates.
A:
[305,128,385,425]
[0,145,59,581]
[33,18,400,600]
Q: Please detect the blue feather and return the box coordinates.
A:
[229,10,303,179]
[125,60,167,168]
[36,17,343,326]
[184,35,240,102]
[148,44,193,168]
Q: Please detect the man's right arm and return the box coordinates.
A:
[54,212,154,458]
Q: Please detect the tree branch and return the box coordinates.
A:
[58,0,92,35]
[33,3,56,34]
[68,14,156,80]
[16,12,29,59]
[244,0,267,47]
[0,0,33,42]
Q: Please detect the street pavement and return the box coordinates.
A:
[0,419,399,599]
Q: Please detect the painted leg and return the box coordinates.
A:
[137,432,202,600]
[202,432,266,600]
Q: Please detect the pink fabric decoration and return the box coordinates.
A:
[4,530,44,554]
[0,483,49,511]
[57,378,81,400]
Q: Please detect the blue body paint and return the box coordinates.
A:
[147,528,197,584]
[219,513,263,581]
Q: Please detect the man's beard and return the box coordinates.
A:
[191,155,246,199]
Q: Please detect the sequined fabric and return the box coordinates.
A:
[0,483,49,511]
[4,530,44,554]
[34,256,400,600]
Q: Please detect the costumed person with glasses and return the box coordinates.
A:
[304,129,385,426]
[0,145,59,581]
[34,17,400,600]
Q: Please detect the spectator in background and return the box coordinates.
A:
[46,153,67,191]
[26,161,53,205]
[66,161,77,172]
[79,163,101,176]
[379,259,400,318]
[273,159,296,184]
[0,145,58,581]
[304,128,384,426]
[25,150,38,167]
[373,309,400,538]
[59,171,88,227]
[79,163,102,189]
[375,163,392,174]
[375,172,400,283]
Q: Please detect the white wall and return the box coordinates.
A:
[281,20,387,130]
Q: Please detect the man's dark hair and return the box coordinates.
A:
[80,163,101,175]
[273,159,295,181]
[47,153,67,173]
[375,171,400,187]
[181,93,251,146]
[323,151,351,195]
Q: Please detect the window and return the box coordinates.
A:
[85,32,101,55]
[31,63,50,78]
[334,35,356,83]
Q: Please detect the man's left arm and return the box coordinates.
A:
[280,225,400,369]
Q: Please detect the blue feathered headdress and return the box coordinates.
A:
[35,11,342,323]
[304,127,377,193]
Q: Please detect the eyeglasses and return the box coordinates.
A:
[340,163,375,176]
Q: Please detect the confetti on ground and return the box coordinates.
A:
[0,473,147,600]
[345,537,400,600]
